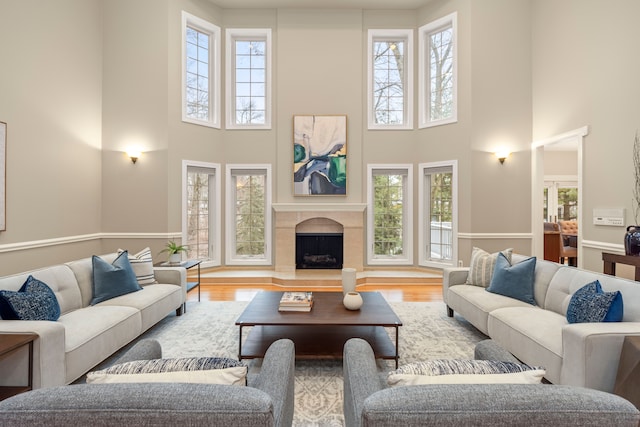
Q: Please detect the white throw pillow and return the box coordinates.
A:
[87,367,247,385]
[387,359,545,387]
[86,357,247,386]
[118,247,156,285]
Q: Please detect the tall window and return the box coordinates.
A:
[182,161,221,267]
[419,12,457,128]
[419,161,457,267]
[226,29,272,129]
[368,29,413,130]
[226,165,272,265]
[367,165,413,265]
[181,12,220,128]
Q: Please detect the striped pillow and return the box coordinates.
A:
[86,357,247,386]
[466,247,513,287]
[118,247,156,285]
[387,359,545,386]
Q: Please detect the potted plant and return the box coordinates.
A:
[160,241,188,264]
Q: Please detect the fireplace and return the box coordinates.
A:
[296,233,343,270]
[272,203,366,272]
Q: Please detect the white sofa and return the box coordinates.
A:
[443,254,640,393]
[0,253,185,389]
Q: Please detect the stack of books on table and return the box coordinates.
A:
[278,292,314,312]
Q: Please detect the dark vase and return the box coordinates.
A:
[624,226,640,256]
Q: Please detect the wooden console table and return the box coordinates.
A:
[602,252,640,281]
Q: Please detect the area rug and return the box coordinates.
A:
[97,299,487,427]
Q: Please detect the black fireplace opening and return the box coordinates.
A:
[296,233,343,270]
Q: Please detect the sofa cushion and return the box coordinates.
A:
[387,359,545,386]
[487,306,564,384]
[566,280,623,323]
[118,247,157,285]
[466,247,513,287]
[86,357,247,386]
[0,275,61,321]
[90,251,142,305]
[487,253,536,305]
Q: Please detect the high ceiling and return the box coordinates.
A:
[208,0,432,9]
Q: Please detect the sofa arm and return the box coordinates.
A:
[360,384,639,426]
[343,338,388,427]
[561,322,640,392]
[248,339,295,427]
[153,267,187,302]
[0,383,277,426]
[0,321,66,389]
[442,267,469,305]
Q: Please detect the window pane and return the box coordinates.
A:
[234,173,266,257]
[427,171,453,261]
[372,39,406,125]
[233,38,267,125]
[428,26,453,122]
[185,26,210,121]
[186,170,212,260]
[373,173,405,256]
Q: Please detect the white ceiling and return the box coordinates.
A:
[208,0,432,9]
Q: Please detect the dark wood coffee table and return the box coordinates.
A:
[235,291,403,367]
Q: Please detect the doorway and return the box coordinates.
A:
[532,126,588,267]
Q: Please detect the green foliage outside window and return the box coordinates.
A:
[373,174,404,256]
[235,175,265,256]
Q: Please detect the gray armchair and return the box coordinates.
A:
[0,338,295,427]
[343,338,639,427]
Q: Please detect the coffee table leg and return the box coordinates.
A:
[395,325,399,369]
[238,324,244,360]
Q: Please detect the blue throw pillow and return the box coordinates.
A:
[566,280,623,323]
[486,253,536,305]
[91,251,142,305]
[0,275,61,321]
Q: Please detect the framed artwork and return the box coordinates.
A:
[293,115,347,196]
[0,121,5,231]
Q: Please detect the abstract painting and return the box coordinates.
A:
[293,115,347,196]
[0,121,5,230]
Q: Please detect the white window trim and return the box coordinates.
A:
[418,160,458,268]
[181,11,221,129]
[225,164,272,266]
[182,160,222,268]
[367,164,413,265]
[418,12,458,129]
[367,29,414,130]
[225,28,272,130]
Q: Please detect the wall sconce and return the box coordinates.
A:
[126,150,141,164]
[495,150,510,165]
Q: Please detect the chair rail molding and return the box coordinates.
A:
[0,232,181,253]
[458,232,532,240]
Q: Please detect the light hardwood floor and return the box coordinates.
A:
[187,283,444,303]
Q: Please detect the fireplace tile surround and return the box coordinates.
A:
[273,203,366,272]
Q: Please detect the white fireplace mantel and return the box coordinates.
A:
[272,203,367,212]
[272,203,366,272]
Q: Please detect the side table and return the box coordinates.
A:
[602,252,640,281]
[159,259,201,313]
[0,333,37,401]
[614,335,640,409]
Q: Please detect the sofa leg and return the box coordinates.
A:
[176,306,183,316]
[446,305,454,317]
